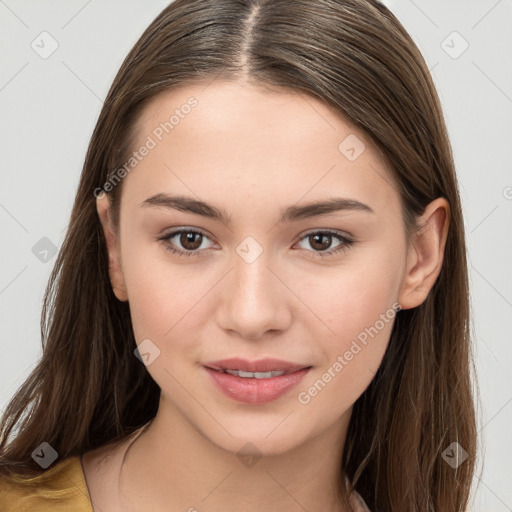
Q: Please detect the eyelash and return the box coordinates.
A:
[158,228,355,259]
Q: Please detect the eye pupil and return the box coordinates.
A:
[310,234,332,251]
[181,232,202,250]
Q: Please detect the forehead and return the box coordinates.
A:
[136,80,369,152]
[122,80,401,219]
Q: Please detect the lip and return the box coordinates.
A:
[204,358,312,405]
[204,357,309,374]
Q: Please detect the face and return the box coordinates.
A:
[98,80,431,457]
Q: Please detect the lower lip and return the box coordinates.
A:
[204,367,311,404]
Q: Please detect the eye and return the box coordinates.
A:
[295,230,354,258]
[158,228,355,259]
[158,228,214,257]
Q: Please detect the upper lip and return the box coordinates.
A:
[205,357,311,374]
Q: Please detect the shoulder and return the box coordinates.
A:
[0,456,93,511]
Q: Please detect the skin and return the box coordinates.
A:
[82,80,449,512]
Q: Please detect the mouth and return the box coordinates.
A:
[204,357,311,375]
[208,368,301,379]
[203,358,312,404]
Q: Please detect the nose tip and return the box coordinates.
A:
[217,255,293,340]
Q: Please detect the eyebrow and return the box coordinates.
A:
[139,193,374,225]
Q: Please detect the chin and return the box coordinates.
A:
[201,419,312,459]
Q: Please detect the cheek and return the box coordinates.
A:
[302,253,402,341]
[296,284,398,415]
[294,250,402,407]
[120,242,228,381]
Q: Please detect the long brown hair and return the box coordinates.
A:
[0,1,479,510]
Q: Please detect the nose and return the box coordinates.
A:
[216,250,293,341]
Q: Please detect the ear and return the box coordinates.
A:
[398,197,450,310]
[96,192,128,302]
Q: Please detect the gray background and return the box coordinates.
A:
[1,0,511,510]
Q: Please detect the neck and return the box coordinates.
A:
[115,396,353,512]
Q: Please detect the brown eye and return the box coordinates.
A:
[179,232,203,251]
[308,233,333,251]
[159,228,214,258]
[296,230,354,258]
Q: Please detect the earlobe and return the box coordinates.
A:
[96,192,128,302]
[398,198,450,310]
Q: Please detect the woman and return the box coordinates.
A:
[0,0,477,510]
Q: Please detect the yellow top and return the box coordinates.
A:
[0,456,93,512]
[0,456,371,512]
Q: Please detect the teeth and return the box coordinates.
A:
[224,369,286,378]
